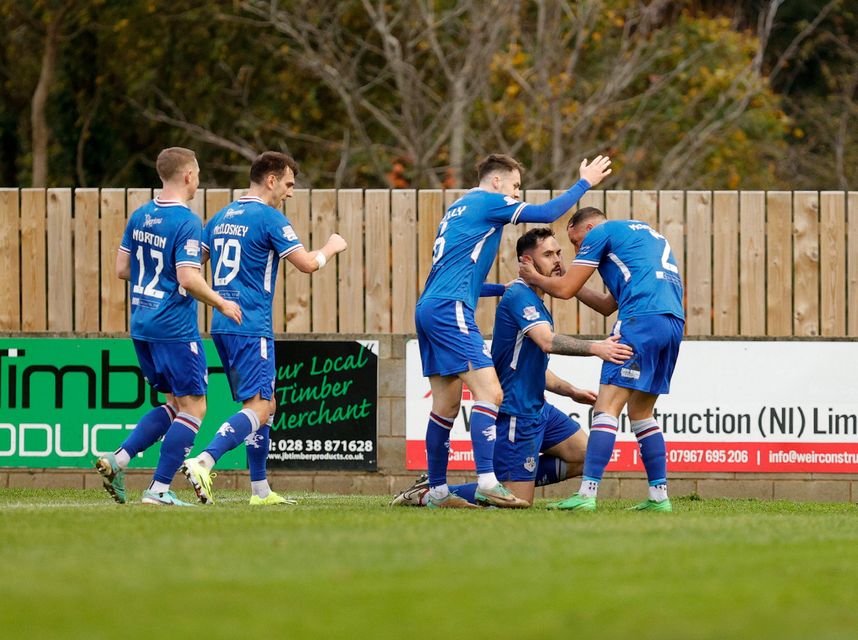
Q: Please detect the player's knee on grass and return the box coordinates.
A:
[502,481,535,507]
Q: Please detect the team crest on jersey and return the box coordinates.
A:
[522,306,540,321]
[282,225,298,241]
[143,214,163,228]
[524,456,536,472]
[184,239,200,256]
[224,208,244,219]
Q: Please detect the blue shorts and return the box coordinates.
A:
[415,298,493,377]
[493,403,581,482]
[600,314,684,395]
[212,334,275,403]
[133,339,207,397]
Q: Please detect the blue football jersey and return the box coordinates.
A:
[573,220,684,320]
[419,189,528,311]
[203,196,304,338]
[120,197,202,342]
[491,280,553,418]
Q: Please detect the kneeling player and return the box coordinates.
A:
[393,227,632,507]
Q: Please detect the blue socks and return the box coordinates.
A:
[582,413,619,483]
[426,412,454,488]
[470,402,499,476]
[152,412,201,485]
[204,409,260,464]
[632,417,667,487]
[535,456,568,486]
[246,417,271,482]
[447,482,478,504]
[120,403,176,458]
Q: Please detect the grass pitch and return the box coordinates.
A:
[1,489,856,640]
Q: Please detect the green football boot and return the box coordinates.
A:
[94,453,126,504]
[474,483,530,509]
[426,492,478,509]
[249,492,297,506]
[141,489,196,507]
[181,458,215,504]
[547,494,597,511]
[628,498,673,512]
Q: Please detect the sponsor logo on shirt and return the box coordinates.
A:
[143,214,163,228]
[282,225,298,241]
[184,239,200,257]
[224,208,244,219]
[522,306,541,321]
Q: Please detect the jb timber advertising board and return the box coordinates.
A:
[0,339,377,471]
[405,340,858,473]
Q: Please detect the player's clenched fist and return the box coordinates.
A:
[578,155,612,187]
[326,233,348,254]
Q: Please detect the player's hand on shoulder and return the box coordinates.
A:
[593,334,633,364]
[578,155,612,187]
[569,386,597,405]
[327,233,348,254]
[218,300,242,325]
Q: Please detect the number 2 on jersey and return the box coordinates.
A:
[213,237,242,285]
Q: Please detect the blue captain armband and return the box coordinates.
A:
[480,283,506,297]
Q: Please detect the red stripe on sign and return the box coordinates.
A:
[405,440,858,473]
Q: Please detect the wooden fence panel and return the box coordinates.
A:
[685,191,712,335]
[633,190,658,228]
[793,192,819,336]
[767,192,793,336]
[848,192,858,336]
[659,191,685,285]
[417,190,444,292]
[739,192,766,335]
[74,189,100,333]
[542,190,576,335]
[20,189,47,331]
[391,190,417,333]
[578,190,606,335]
[100,189,127,332]
[365,190,391,333]
[47,189,73,332]
[285,189,312,333]
[0,189,20,330]
[310,190,338,332]
[338,189,365,333]
[819,192,846,336]
[712,191,739,336]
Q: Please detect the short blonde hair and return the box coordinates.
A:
[156,147,196,182]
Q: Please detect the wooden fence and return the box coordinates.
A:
[0,188,855,337]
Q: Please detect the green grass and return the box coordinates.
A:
[1,489,857,640]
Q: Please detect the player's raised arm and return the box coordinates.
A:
[177,265,241,324]
[576,285,618,316]
[286,233,348,273]
[512,156,612,224]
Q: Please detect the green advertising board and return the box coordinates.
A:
[0,339,246,469]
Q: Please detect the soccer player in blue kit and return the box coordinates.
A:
[415,153,612,508]
[394,228,632,508]
[520,207,685,511]
[180,151,347,505]
[95,147,242,506]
